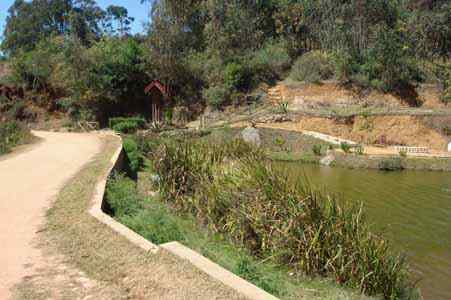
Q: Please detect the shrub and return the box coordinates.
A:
[340,142,351,153]
[224,62,248,90]
[378,157,404,171]
[153,139,413,298]
[105,173,142,217]
[361,28,421,92]
[312,144,323,156]
[290,51,334,83]
[113,121,139,134]
[251,40,291,79]
[0,120,30,154]
[203,85,228,109]
[123,137,144,173]
[109,117,146,129]
[399,150,407,157]
[355,145,364,155]
[277,101,289,114]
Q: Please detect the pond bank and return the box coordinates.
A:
[203,126,451,172]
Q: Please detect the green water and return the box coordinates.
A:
[277,163,451,300]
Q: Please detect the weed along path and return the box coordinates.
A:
[0,131,101,299]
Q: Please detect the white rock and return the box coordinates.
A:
[241,126,261,147]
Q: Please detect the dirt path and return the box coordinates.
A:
[0,131,101,299]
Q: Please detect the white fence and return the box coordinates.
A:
[394,146,429,154]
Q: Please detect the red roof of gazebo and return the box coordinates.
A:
[144,80,170,99]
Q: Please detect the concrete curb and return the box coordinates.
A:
[161,242,279,300]
[89,133,279,300]
[89,133,159,253]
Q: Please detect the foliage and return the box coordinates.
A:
[277,101,289,114]
[105,173,142,217]
[109,117,146,134]
[224,62,248,91]
[360,28,421,92]
[251,40,291,79]
[123,137,144,174]
[1,0,132,55]
[120,207,184,245]
[378,157,404,171]
[312,144,323,156]
[0,120,31,154]
[152,138,414,299]
[355,145,365,155]
[203,85,228,109]
[2,0,450,117]
[290,51,334,83]
[340,142,352,153]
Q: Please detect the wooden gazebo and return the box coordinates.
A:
[144,80,171,122]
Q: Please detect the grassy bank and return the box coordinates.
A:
[107,173,372,300]
[109,133,418,299]
[0,120,32,155]
[13,135,245,299]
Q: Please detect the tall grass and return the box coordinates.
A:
[152,139,415,299]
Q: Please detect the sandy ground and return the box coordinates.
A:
[0,131,101,299]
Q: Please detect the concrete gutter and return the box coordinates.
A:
[89,132,279,300]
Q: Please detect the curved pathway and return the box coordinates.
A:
[0,131,101,299]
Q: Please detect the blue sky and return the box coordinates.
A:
[0,0,151,39]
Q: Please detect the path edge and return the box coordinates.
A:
[88,133,279,300]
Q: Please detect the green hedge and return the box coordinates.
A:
[109,117,146,133]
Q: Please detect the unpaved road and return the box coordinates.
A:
[0,131,101,299]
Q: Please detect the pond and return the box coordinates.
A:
[277,163,451,300]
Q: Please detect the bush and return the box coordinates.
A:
[378,157,404,171]
[110,117,146,134]
[251,40,291,80]
[6,101,36,121]
[224,62,248,90]
[312,144,323,156]
[113,121,139,134]
[105,173,142,217]
[203,85,228,109]
[109,117,146,129]
[123,137,144,173]
[153,139,413,298]
[290,51,334,83]
[355,145,364,155]
[0,120,30,154]
[340,142,351,153]
[361,29,421,92]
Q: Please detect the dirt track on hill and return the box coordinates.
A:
[0,131,101,299]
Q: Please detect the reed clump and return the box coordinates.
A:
[153,139,414,299]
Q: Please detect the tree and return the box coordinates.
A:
[1,0,105,55]
[105,5,135,36]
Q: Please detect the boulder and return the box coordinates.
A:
[241,126,261,147]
